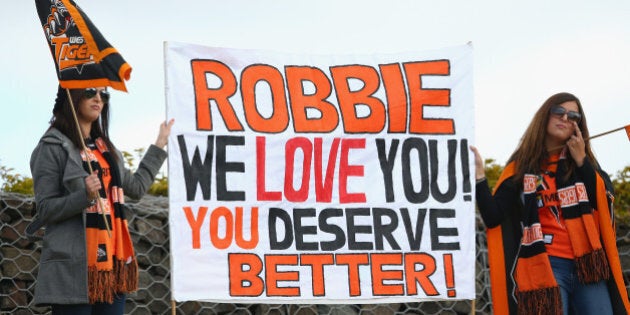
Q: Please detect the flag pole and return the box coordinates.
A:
[548,124,629,152]
[66,88,112,238]
[588,125,627,140]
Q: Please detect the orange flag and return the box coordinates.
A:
[625,125,630,141]
[35,0,131,91]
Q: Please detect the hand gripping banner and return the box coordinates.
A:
[35,0,131,91]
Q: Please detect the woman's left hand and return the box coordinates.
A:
[155,118,175,149]
[566,121,586,167]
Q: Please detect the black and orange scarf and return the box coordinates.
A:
[486,154,630,314]
[81,138,137,304]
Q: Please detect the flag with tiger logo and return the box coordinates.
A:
[35,0,131,91]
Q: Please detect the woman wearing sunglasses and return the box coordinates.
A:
[471,92,629,315]
[28,86,174,314]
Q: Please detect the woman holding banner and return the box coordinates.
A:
[471,92,629,314]
[27,85,173,314]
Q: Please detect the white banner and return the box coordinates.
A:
[165,41,475,303]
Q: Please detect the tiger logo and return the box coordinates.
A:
[44,0,72,39]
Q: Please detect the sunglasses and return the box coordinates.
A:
[83,88,110,103]
[550,106,581,123]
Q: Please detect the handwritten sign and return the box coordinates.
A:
[166,41,475,303]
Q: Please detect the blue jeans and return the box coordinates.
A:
[549,256,613,315]
[51,294,125,315]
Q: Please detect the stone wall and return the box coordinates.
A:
[2,192,629,314]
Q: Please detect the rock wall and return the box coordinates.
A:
[2,192,629,314]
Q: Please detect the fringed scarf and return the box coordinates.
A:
[486,155,630,314]
[513,152,609,314]
[81,137,137,304]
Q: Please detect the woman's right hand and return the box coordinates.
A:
[85,171,101,201]
[470,146,486,180]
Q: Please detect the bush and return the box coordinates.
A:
[0,165,33,195]
[613,166,630,225]
[148,174,168,196]
[123,149,168,197]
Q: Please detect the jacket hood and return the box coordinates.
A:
[41,128,69,144]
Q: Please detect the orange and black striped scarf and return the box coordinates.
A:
[81,138,137,304]
[487,153,630,314]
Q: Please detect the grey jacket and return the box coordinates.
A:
[27,128,167,306]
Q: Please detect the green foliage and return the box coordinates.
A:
[612,166,630,224]
[148,174,169,196]
[122,148,146,170]
[483,158,504,190]
[122,148,168,196]
[0,165,34,195]
[122,151,134,170]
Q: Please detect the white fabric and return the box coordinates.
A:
[165,41,475,303]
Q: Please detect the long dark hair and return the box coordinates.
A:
[508,92,597,183]
[50,85,117,157]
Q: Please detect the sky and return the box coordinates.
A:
[2,0,629,180]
